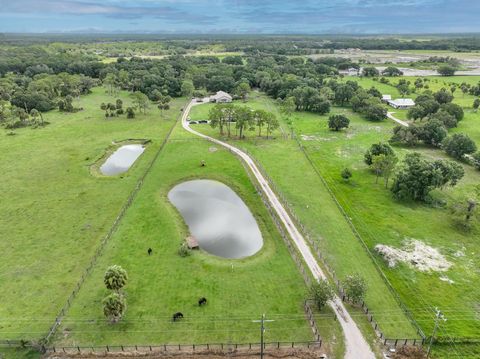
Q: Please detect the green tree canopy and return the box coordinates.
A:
[309,280,334,311]
[328,114,350,131]
[442,133,477,160]
[343,273,367,304]
[104,265,128,292]
[103,293,126,323]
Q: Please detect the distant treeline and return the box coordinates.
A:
[3,34,480,52]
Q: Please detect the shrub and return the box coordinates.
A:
[341,168,352,181]
[328,114,350,131]
[103,293,126,323]
[364,142,395,165]
[309,280,334,311]
[434,89,454,104]
[364,104,386,122]
[343,273,367,304]
[104,265,128,292]
[437,64,457,76]
[432,110,457,129]
[178,242,191,257]
[382,66,403,77]
[391,152,464,201]
[362,67,380,77]
[441,102,464,121]
[472,152,480,170]
[126,107,135,119]
[419,119,448,146]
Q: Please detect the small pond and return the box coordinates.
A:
[168,179,263,259]
[100,144,145,176]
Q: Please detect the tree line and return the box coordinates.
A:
[208,104,279,139]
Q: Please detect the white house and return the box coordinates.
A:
[210,91,232,103]
[388,98,415,109]
[382,94,392,102]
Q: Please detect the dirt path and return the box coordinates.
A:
[387,112,409,127]
[182,100,375,359]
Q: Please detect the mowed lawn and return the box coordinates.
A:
[0,87,184,340]
[189,95,419,339]
[52,121,322,348]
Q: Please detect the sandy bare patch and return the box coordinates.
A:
[209,146,218,152]
[367,126,382,133]
[439,276,455,284]
[454,248,466,257]
[375,240,452,272]
[300,134,318,141]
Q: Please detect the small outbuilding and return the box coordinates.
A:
[210,91,232,103]
[186,236,199,250]
[388,98,415,109]
[382,94,392,102]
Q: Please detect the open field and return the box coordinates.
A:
[0,87,187,341]
[190,93,480,348]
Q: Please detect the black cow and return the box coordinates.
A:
[198,297,207,306]
[172,312,184,322]
[147,248,152,256]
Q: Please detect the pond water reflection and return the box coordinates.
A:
[100,144,145,176]
[168,179,263,259]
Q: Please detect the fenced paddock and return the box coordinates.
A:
[236,146,427,347]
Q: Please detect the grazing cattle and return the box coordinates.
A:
[172,312,184,322]
[198,297,207,306]
[147,248,152,256]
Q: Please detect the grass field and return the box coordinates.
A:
[51,120,336,348]
[0,88,346,357]
[0,87,184,340]
[190,92,480,353]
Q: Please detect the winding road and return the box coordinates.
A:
[387,112,409,127]
[181,100,375,359]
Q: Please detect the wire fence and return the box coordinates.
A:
[45,341,322,355]
[234,144,427,347]
[39,106,186,346]
[294,137,426,337]
[2,112,475,352]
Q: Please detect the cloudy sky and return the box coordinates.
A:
[0,0,478,34]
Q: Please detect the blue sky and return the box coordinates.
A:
[0,0,478,34]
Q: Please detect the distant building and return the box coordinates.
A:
[210,91,232,103]
[388,98,415,109]
[339,68,359,76]
[382,94,392,102]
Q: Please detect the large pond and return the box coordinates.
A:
[100,144,145,176]
[168,179,263,259]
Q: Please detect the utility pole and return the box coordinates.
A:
[426,308,447,359]
[252,314,274,359]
